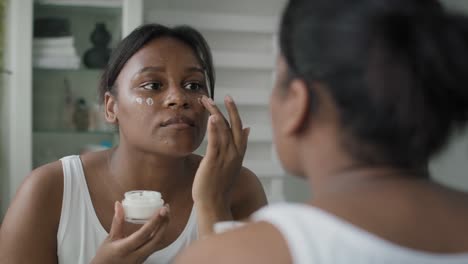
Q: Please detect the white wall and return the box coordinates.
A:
[1,0,33,220]
[431,131,468,190]
[441,0,468,13]
[0,0,9,221]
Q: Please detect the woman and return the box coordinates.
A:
[175,0,468,263]
[0,24,267,263]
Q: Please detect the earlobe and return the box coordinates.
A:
[104,92,118,124]
[283,79,310,135]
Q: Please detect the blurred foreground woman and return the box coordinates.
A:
[175,0,468,263]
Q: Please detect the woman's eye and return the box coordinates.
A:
[183,82,204,91]
[141,82,162,90]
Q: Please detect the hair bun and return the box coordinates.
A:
[377,8,468,127]
[428,14,468,126]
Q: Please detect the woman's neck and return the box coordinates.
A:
[299,127,428,201]
[107,144,194,200]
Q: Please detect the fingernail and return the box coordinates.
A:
[246,127,251,137]
[160,205,169,216]
[210,115,217,123]
[198,97,202,105]
[114,201,120,220]
[207,97,215,105]
[225,95,233,103]
[160,208,167,216]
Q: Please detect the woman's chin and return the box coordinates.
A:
[158,143,200,158]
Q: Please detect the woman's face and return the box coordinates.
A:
[111,37,209,157]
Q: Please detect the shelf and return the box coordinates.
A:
[35,0,122,8]
[214,87,270,105]
[33,4,123,60]
[146,9,278,34]
[213,51,274,70]
[243,160,285,178]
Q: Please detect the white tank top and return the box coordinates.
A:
[252,203,468,264]
[57,155,198,264]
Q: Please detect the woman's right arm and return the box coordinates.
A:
[0,161,63,263]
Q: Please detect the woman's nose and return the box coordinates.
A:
[164,86,190,109]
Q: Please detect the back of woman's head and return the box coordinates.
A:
[99,23,215,102]
[280,0,468,169]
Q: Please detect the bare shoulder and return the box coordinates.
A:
[4,160,64,219]
[174,221,292,264]
[0,160,63,263]
[230,166,268,219]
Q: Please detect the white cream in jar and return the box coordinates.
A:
[122,190,164,224]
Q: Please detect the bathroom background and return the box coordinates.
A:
[1,0,468,221]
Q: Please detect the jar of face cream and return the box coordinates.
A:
[122,191,164,224]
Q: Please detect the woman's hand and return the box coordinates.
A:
[192,95,250,236]
[91,202,170,264]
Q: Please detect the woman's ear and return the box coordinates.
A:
[104,91,118,124]
[282,79,310,136]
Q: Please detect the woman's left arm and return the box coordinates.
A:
[230,167,267,220]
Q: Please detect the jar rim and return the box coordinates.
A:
[124,190,162,201]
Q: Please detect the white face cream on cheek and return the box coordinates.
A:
[122,191,164,224]
[133,96,144,105]
[146,98,154,106]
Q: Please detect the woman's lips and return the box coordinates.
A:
[160,116,196,129]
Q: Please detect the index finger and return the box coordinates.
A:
[224,95,244,150]
[118,205,170,252]
[200,96,230,128]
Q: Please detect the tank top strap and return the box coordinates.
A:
[57,155,86,248]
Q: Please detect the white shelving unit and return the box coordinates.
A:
[214,87,270,105]
[145,1,285,202]
[35,0,122,8]
[1,0,144,215]
[147,9,278,33]
[213,51,274,70]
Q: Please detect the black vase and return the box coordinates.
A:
[83,23,112,68]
